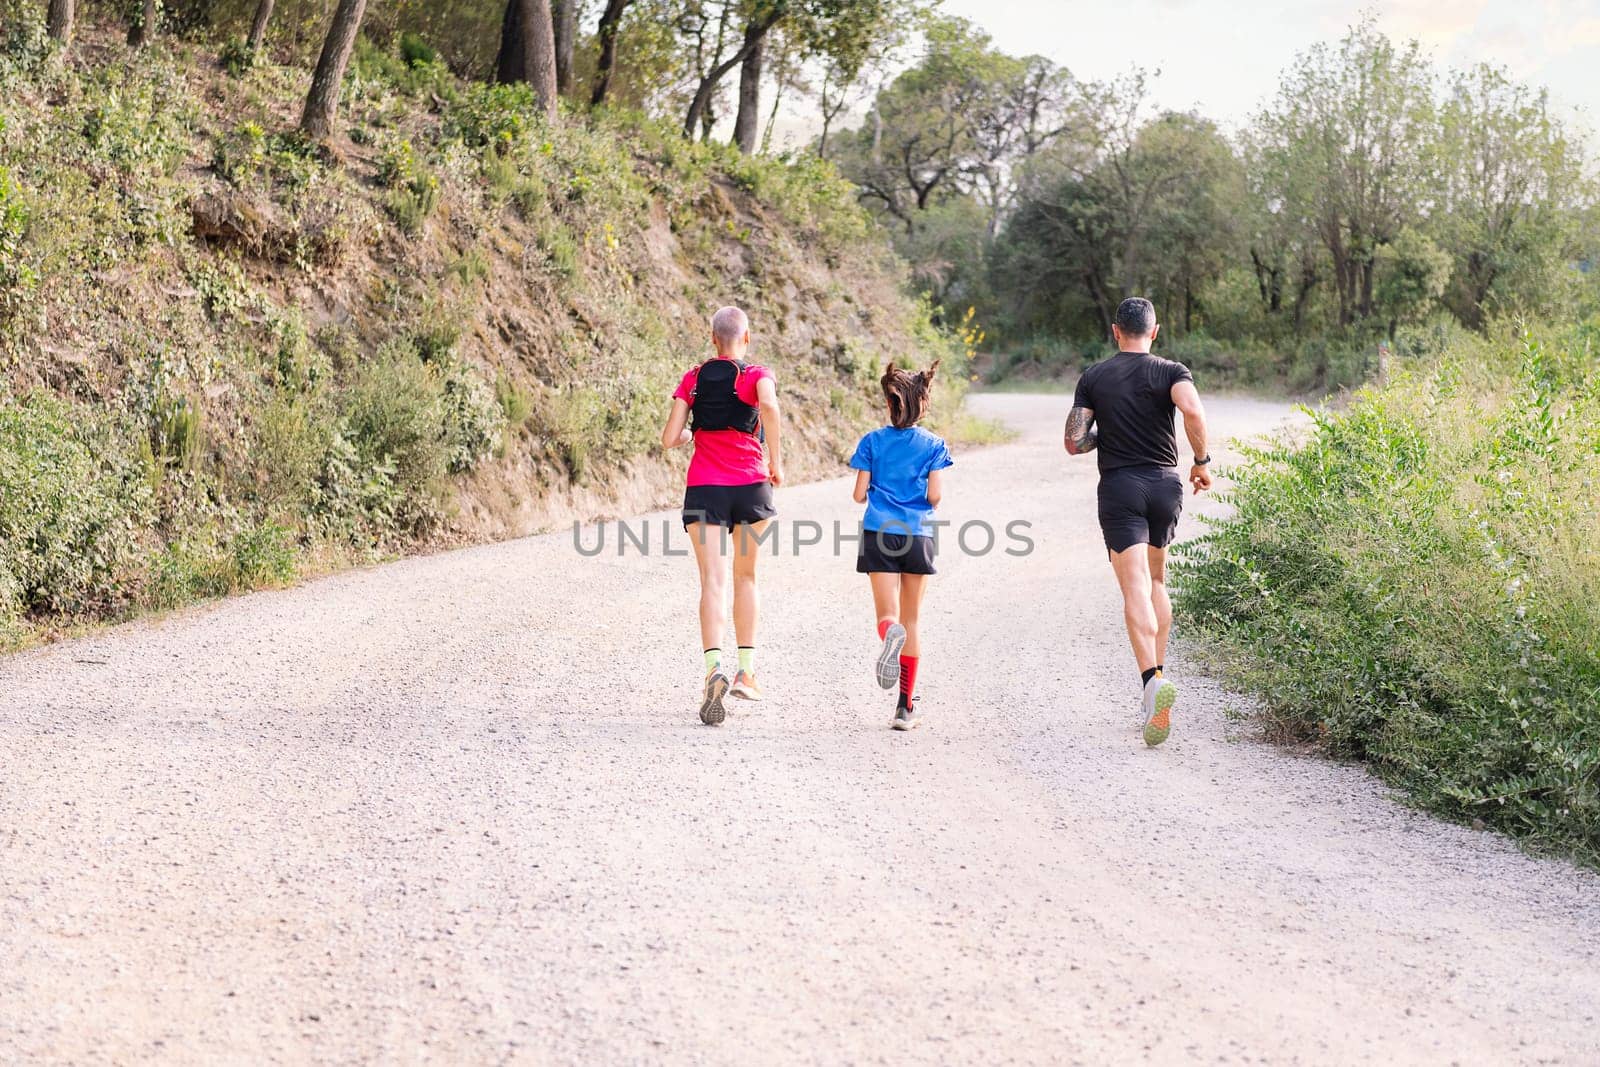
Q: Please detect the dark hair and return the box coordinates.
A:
[881,360,940,429]
[1114,297,1157,338]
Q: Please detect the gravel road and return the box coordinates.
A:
[4,393,1599,1065]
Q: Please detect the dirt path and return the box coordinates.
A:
[3,393,1598,1065]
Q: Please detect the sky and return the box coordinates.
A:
[931,0,1600,130]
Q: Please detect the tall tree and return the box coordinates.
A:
[731,26,765,153]
[46,0,74,46]
[1253,18,1435,326]
[300,0,369,143]
[552,0,577,94]
[589,0,633,107]
[1433,63,1588,328]
[497,0,558,121]
[127,0,158,47]
[247,0,275,53]
[684,2,765,139]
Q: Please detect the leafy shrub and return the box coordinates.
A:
[0,165,35,330]
[149,521,296,609]
[399,33,438,69]
[219,36,256,77]
[341,341,449,506]
[214,121,269,185]
[386,172,439,235]
[0,394,152,628]
[446,83,541,153]
[437,358,501,473]
[0,0,48,73]
[252,393,334,516]
[147,393,204,470]
[1176,331,1600,860]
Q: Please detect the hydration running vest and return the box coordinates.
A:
[688,358,761,435]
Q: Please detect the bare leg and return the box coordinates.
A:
[1110,545,1159,673]
[687,522,730,655]
[731,520,768,649]
[1148,545,1172,668]
[869,572,900,631]
[898,574,928,658]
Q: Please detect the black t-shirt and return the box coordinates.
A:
[1072,352,1195,473]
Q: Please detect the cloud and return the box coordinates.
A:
[1383,0,1492,46]
[1541,0,1600,54]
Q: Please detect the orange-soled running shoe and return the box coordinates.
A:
[730,670,763,702]
[700,667,731,726]
[1141,673,1176,747]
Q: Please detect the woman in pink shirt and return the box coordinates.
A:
[660,306,784,726]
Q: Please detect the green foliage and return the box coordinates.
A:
[0,165,36,332]
[1176,329,1600,860]
[398,32,438,69]
[150,521,296,610]
[0,0,49,73]
[214,121,270,185]
[0,394,153,633]
[218,36,256,77]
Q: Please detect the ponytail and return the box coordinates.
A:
[880,359,940,429]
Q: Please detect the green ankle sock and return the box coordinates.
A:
[704,648,722,674]
[737,646,755,674]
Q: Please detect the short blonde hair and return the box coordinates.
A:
[711,306,749,346]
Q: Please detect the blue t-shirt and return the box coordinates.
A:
[849,425,953,537]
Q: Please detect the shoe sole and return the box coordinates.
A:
[700,674,730,726]
[730,685,761,702]
[876,624,907,689]
[1144,680,1176,747]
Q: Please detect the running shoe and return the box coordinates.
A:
[892,697,921,731]
[1141,673,1176,747]
[700,667,731,726]
[876,623,907,689]
[730,670,763,701]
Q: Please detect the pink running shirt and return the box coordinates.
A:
[672,358,773,487]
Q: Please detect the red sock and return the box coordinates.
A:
[898,655,919,705]
[877,618,895,641]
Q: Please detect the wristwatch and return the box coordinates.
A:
[1193,455,1212,466]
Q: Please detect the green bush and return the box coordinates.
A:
[1176,330,1600,860]
[341,341,450,507]
[0,165,35,330]
[0,394,152,628]
[398,33,438,69]
[218,37,256,77]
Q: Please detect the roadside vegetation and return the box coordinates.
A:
[0,4,968,647]
[1176,321,1600,861]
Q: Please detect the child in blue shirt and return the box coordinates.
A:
[849,360,952,731]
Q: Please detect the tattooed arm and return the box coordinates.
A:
[1064,406,1098,455]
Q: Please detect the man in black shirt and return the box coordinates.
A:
[1064,298,1212,747]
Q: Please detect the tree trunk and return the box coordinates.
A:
[248,0,275,52]
[589,0,630,107]
[128,0,157,46]
[731,29,763,155]
[497,0,558,121]
[552,0,576,95]
[496,0,526,83]
[46,0,74,45]
[686,16,774,142]
[300,0,369,143]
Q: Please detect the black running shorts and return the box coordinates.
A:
[1097,466,1183,552]
[682,481,776,530]
[856,530,937,575]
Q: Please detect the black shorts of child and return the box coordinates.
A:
[681,482,776,530]
[1097,465,1183,552]
[856,529,937,575]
